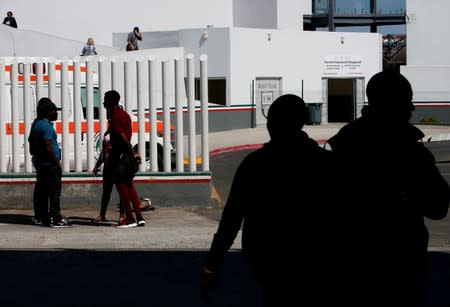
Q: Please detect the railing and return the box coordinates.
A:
[0,54,209,174]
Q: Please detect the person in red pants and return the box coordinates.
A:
[102,90,145,228]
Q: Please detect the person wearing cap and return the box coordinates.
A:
[328,71,450,306]
[28,98,70,228]
[126,26,142,51]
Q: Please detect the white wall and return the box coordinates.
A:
[228,28,381,106]
[0,25,118,57]
[401,0,450,102]
[406,0,450,66]
[277,0,311,31]
[233,0,277,29]
[1,0,234,46]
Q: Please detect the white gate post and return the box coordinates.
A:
[174,57,184,173]
[23,60,32,172]
[60,59,70,172]
[73,57,82,172]
[186,54,196,172]
[0,60,6,172]
[148,56,158,172]
[200,55,209,172]
[137,57,147,172]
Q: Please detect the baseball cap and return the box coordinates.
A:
[37,98,61,117]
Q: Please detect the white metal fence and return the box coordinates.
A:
[0,54,209,174]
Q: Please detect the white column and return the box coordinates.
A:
[148,56,158,172]
[0,60,6,172]
[186,54,196,172]
[47,58,56,102]
[23,61,32,172]
[86,59,95,171]
[10,61,20,172]
[35,61,44,102]
[174,57,184,173]
[162,59,171,172]
[124,58,133,116]
[60,59,70,172]
[137,57,147,172]
[98,57,108,161]
[200,55,209,172]
[111,58,120,92]
[73,58,82,172]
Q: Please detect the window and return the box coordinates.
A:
[80,86,100,119]
[193,78,226,106]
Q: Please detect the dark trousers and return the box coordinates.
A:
[34,164,62,224]
[99,166,123,217]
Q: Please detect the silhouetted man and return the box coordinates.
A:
[203,94,337,306]
[328,71,450,306]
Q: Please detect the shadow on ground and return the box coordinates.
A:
[0,250,448,306]
[0,250,262,307]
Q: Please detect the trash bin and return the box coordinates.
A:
[306,103,322,125]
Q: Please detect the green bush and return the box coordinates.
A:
[420,115,438,125]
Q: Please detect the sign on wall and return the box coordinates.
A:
[255,78,281,126]
[323,55,363,76]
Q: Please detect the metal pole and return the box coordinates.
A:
[137,57,147,172]
[174,57,184,173]
[186,54,196,172]
[10,61,20,172]
[61,59,70,172]
[148,56,158,172]
[23,61,32,172]
[200,55,209,172]
[162,59,171,172]
[86,59,95,171]
[73,58,82,172]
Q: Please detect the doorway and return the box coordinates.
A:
[327,78,363,123]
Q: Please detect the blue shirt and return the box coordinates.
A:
[29,118,60,167]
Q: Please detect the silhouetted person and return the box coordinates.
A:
[203,94,337,306]
[3,11,17,28]
[328,71,450,306]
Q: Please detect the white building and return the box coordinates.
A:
[9,0,438,129]
[401,0,450,124]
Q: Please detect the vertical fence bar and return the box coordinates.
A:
[10,61,20,172]
[186,54,196,172]
[23,61,32,172]
[148,56,158,172]
[98,57,107,162]
[86,59,95,171]
[174,57,184,173]
[111,58,120,92]
[200,55,209,171]
[60,59,70,172]
[124,58,133,116]
[137,57,147,172]
[162,59,171,172]
[47,58,56,103]
[35,61,44,102]
[73,58,82,172]
[0,60,6,172]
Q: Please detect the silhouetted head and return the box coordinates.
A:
[267,94,307,142]
[37,97,60,120]
[366,71,414,122]
[87,37,94,45]
[103,90,120,111]
[134,26,139,32]
[7,11,13,17]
